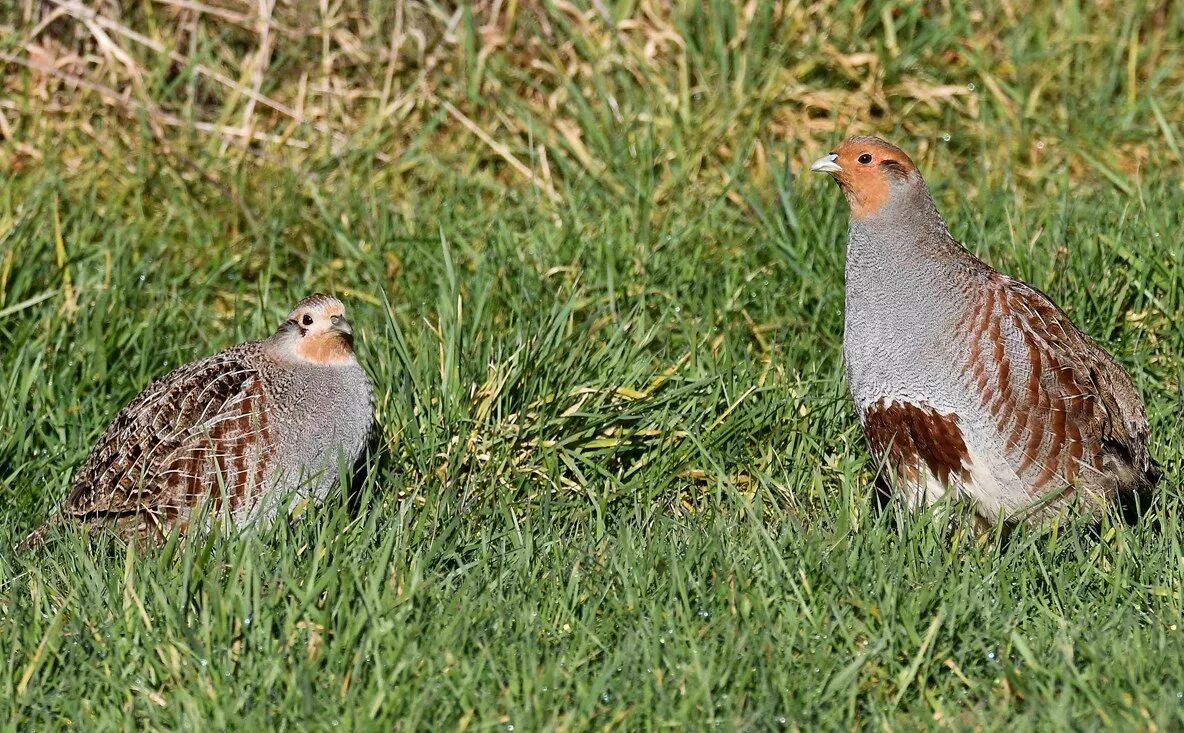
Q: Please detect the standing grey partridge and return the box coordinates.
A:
[810,136,1159,526]
[22,294,373,546]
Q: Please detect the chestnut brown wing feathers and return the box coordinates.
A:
[962,275,1156,494]
[861,401,971,489]
[61,344,273,521]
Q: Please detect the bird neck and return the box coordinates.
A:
[295,333,357,366]
[842,190,973,405]
[843,184,972,334]
[265,332,357,367]
[845,185,960,269]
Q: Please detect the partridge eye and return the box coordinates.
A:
[857,153,873,164]
[301,314,314,326]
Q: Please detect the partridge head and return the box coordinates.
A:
[274,293,357,366]
[810,137,923,220]
[21,293,374,548]
[811,136,1158,526]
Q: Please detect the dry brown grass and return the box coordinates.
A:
[2,1,1182,202]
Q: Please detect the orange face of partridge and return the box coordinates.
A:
[810,137,918,220]
[282,294,356,366]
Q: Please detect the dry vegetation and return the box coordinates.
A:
[4,0,1180,204]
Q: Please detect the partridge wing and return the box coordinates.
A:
[61,344,274,520]
[961,274,1156,493]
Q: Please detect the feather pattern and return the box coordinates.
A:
[21,294,373,547]
[816,135,1158,526]
[958,274,1157,497]
[62,345,271,525]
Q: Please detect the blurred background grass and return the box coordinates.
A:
[3,1,1181,203]
[2,1,1184,730]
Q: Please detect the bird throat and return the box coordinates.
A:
[838,175,891,220]
[295,332,356,365]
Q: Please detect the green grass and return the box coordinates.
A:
[3,0,1184,729]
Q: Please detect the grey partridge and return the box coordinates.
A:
[811,136,1159,526]
[22,294,373,546]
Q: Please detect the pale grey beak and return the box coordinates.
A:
[330,314,352,335]
[810,153,842,173]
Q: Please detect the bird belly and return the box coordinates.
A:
[239,429,351,526]
[858,397,969,506]
[957,439,1031,522]
[844,288,1041,522]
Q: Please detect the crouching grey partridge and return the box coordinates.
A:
[811,136,1159,526]
[22,294,373,547]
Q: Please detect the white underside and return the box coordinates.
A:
[894,438,1082,524]
[863,395,1036,523]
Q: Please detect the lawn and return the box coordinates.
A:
[2,1,1184,729]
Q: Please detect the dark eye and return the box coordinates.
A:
[301,314,314,326]
[857,153,873,164]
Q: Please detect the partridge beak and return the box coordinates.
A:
[810,153,842,174]
[330,314,352,336]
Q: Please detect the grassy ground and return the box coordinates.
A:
[2,0,1184,729]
